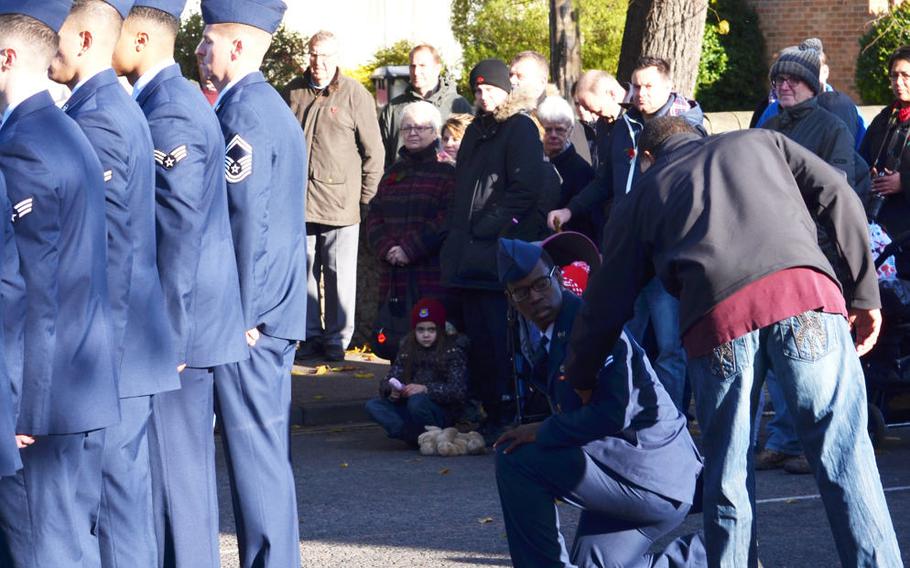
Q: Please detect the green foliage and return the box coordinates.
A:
[450,0,626,97]
[350,39,417,94]
[694,0,767,111]
[174,12,308,88]
[856,3,910,105]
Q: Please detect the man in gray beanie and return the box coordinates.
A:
[759,41,871,476]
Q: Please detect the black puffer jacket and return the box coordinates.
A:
[440,88,560,290]
[860,104,910,240]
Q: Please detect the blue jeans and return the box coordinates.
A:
[762,371,802,455]
[628,278,687,412]
[365,393,447,443]
[688,311,901,568]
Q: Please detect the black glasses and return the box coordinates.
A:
[400,125,434,134]
[509,266,557,302]
[771,75,802,89]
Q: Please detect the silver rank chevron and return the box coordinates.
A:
[12,197,32,223]
[154,145,188,170]
[224,134,253,184]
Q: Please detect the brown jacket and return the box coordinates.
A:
[282,69,384,226]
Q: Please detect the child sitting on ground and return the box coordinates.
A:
[365,299,468,446]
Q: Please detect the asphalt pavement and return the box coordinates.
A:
[215,379,910,568]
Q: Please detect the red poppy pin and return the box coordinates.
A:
[625,147,636,160]
[476,75,485,84]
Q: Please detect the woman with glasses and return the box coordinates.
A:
[365,101,455,358]
[860,45,910,263]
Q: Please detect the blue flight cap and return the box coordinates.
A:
[100,0,135,19]
[497,238,543,286]
[0,0,73,33]
[200,0,285,34]
[131,0,185,20]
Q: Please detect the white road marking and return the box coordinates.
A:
[757,485,910,505]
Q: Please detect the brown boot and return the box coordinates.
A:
[755,449,794,470]
[783,455,812,475]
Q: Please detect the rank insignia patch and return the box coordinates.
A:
[225,134,253,183]
[154,145,188,170]
[12,197,33,223]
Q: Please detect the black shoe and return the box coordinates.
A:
[295,341,323,362]
[324,344,345,362]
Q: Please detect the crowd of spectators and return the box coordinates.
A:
[280,34,908,566]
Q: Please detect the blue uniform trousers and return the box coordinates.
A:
[149,367,219,568]
[496,443,704,568]
[99,395,155,568]
[0,429,105,568]
[213,333,299,568]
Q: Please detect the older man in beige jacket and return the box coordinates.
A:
[282,30,384,361]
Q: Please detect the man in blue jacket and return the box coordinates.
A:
[196,1,308,566]
[549,56,703,416]
[49,1,181,565]
[113,2,249,566]
[0,2,122,565]
[494,238,705,568]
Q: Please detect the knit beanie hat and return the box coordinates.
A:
[769,44,821,95]
[411,298,446,330]
[469,59,512,94]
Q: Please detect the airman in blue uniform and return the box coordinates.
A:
[494,238,706,568]
[49,1,181,565]
[113,1,248,566]
[0,2,122,566]
[0,172,24,480]
[197,2,307,565]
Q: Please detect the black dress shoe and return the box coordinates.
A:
[323,344,345,362]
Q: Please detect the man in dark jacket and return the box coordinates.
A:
[378,44,471,169]
[550,56,703,415]
[566,116,902,568]
[760,41,868,476]
[439,58,558,432]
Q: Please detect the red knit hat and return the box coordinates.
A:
[411,298,446,330]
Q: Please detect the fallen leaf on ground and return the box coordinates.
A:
[439,468,450,475]
[478,516,494,524]
[290,369,308,376]
[330,365,358,372]
[340,462,349,468]
[354,372,374,379]
[360,354,375,361]
[312,365,330,375]
[312,394,325,400]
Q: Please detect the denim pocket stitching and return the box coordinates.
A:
[710,341,737,379]
[785,311,830,362]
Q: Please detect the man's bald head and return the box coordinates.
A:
[574,70,625,121]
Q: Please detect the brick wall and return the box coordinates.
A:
[746,0,899,102]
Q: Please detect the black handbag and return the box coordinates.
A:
[370,268,419,361]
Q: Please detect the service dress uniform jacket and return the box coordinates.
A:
[523,291,702,503]
[215,71,308,340]
[496,290,705,567]
[211,70,308,568]
[64,68,180,397]
[0,91,119,435]
[135,63,247,368]
[0,174,24,477]
[136,62,247,568]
